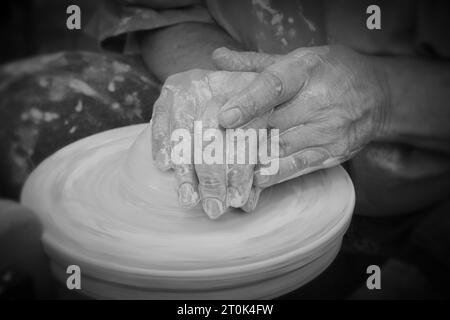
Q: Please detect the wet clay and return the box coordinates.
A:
[21,123,354,299]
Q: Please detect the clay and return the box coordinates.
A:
[21,123,354,299]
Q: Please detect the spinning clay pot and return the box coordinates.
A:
[21,123,355,299]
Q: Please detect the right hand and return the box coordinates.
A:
[151,69,265,219]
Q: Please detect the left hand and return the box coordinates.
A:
[212,45,390,187]
[151,69,265,219]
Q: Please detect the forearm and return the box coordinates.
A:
[140,22,241,82]
[378,57,450,153]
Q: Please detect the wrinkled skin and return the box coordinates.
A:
[151,70,265,219]
[153,45,389,218]
[213,45,389,188]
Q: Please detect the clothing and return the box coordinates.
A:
[90,0,450,57]
[0,51,160,199]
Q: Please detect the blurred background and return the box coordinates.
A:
[0,0,98,65]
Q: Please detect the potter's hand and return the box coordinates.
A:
[151,70,263,219]
[213,46,389,187]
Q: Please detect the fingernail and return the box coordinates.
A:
[220,108,242,127]
[202,198,225,219]
[178,183,199,208]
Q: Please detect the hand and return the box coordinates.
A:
[151,70,264,219]
[213,46,389,187]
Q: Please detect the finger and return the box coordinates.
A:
[151,87,172,171]
[218,58,308,128]
[170,100,199,208]
[196,162,227,219]
[226,111,270,208]
[254,147,336,188]
[241,187,263,213]
[212,47,280,72]
[196,100,228,219]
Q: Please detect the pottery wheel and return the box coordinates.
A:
[21,123,355,299]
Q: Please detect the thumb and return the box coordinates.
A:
[212,47,280,72]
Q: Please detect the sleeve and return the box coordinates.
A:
[87,0,214,54]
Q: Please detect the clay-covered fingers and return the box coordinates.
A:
[169,92,200,209]
[234,112,271,212]
[224,120,258,209]
[171,132,199,209]
[226,164,253,208]
[194,100,228,219]
[218,58,308,128]
[151,87,172,170]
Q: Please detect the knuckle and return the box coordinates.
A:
[290,48,326,66]
[263,70,284,98]
[198,175,224,190]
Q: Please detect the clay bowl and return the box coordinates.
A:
[21,124,355,299]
